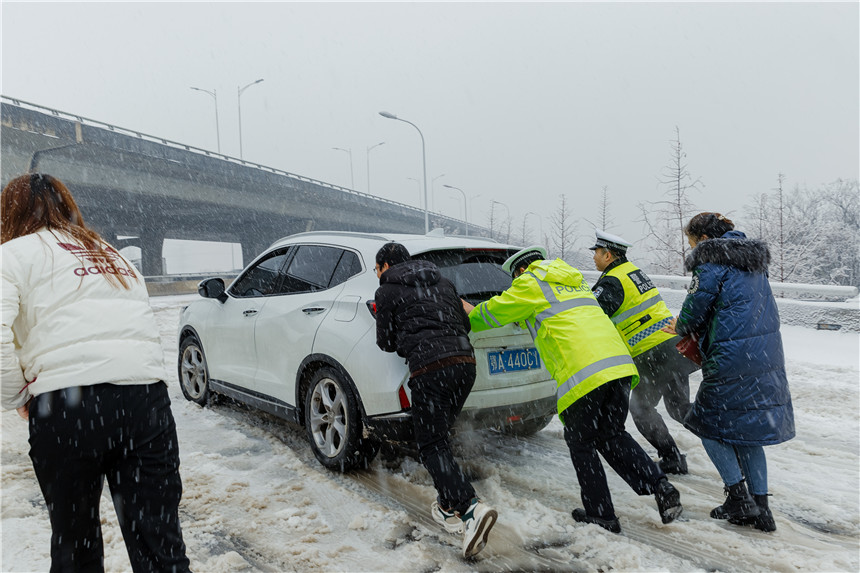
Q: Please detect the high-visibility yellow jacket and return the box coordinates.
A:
[602,261,675,357]
[469,258,638,418]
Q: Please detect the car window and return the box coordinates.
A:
[329,250,362,288]
[280,245,343,293]
[412,249,514,304]
[230,248,291,298]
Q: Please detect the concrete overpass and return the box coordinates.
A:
[1,97,486,275]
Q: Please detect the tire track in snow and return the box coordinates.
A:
[479,428,858,571]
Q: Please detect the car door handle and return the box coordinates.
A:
[243,309,258,317]
[302,307,326,315]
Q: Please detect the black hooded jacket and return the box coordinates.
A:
[375,260,474,373]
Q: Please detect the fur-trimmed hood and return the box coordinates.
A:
[685,230,771,273]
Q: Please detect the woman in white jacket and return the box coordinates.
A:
[1,173,190,573]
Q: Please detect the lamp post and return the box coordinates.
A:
[379,111,428,233]
[332,147,355,189]
[491,199,510,242]
[431,173,446,211]
[443,184,468,236]
[366,141,385,194]
[189,87,220,153]
[237,78,264,159]
[525,211,544,244]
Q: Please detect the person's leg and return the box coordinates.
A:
[628,368,679,461]
[700,438,759,522]
[700,438,744,486]
[735,445,768,496]
[594,378,664,495]
[410,364,476,514]
[29,387,107,573]
[563,384,616,520]
[105,383,190,573]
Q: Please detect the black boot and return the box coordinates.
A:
[571,508,621,533]
[654,477,683,523]
[658,451,688,475]
[710,480,760,521]
[728,494,776,532]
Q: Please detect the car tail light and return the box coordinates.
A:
[506,415,522,423]
[398,385,411,409]
[366,300,377,316]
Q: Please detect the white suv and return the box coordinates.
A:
[178,230,556,471]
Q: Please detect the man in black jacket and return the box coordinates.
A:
[374,242,497,559]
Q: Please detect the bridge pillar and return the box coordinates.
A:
[139,229,165,276]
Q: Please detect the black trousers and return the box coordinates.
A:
[409,362,477,515]
[630,338,697,459]
[28,382,190,573]
[562,377,664,520]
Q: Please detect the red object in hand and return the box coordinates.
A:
[676,334,702,366]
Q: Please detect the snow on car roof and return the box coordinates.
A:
[268,229,523,254]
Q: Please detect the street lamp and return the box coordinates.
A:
[431,173,446,211]
[379,111,428,233]
[189,87,220,153]
[491,199,510,241]
[332,147,355,189]
[443,184,468,236]
[237,78,264,159]
[366,141,385,194]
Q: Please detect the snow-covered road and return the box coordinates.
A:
[2,294,858,572]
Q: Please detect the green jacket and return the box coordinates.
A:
[469,258,638,418]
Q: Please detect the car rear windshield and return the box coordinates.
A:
[412,249,514,305]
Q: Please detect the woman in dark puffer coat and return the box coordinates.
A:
[664,212,794,532]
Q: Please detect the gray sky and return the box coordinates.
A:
[2,1,858,253]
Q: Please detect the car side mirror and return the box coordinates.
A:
[198,278,228,303]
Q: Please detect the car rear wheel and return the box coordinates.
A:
[179,336,212,406]
[502,413,553,437]
[304,367,379,472]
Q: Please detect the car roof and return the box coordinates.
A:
[268,230,523,255]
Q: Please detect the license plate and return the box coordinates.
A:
[487,348,541,375]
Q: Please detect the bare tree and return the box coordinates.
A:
[550,194,576,260]
[583,186,614,232]
[639,126,702,274]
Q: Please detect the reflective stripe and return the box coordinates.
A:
[628,316,673,347]
[556,354,635,400]
[479,302,502,328]
[610,294,665,325]
[535,298,600,329]
[526,271,558,302]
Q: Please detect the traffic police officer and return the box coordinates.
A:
[464,246,683,533]
[590,230,700,474]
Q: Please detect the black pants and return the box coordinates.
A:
[562,377,664,520]
[409,362,477,514]
[28,382,190,573]
[630,338,697,459]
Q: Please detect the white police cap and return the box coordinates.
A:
[589,229,632,253]
[502,245,548,276]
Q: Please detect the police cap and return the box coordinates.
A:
[588,229,632,255]
[502,245,548,277]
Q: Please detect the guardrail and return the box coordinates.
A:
[580,270,859,302]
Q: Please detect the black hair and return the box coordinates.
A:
[685,212,735,240]
[376,242,410,268]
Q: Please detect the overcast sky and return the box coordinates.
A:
[2,2,858,252]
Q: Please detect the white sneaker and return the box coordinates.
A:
[461,498,497,558]
[431,500,464,534]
